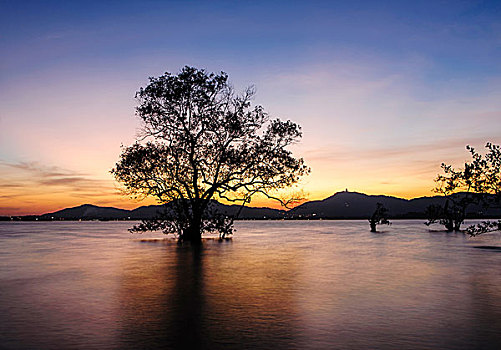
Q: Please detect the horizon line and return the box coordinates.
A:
[1,190,453,217]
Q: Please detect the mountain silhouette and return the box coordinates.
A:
[7,191,497,221]
[288,191,499,219]
[38,201,285,221]
[40,204,129,220]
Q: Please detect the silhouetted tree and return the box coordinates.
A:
[463,143,501,235]
[112,66,309,243]
[369,203,390,232]
[426,142,501,234]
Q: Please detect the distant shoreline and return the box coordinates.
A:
[2,191,499,221]
[2,215,500,222]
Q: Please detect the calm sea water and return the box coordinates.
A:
[0,220,500,349]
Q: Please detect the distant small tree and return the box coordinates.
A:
[369,203,391,232]
[426,142,501,234]
[112,66,309,243]
[424,202,463,232]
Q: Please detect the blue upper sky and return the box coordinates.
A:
[2,0,500,80]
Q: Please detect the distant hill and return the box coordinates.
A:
[40,204,130,220]
[38,201,285,221]
[288,191,500,219]
[11,191,500,221]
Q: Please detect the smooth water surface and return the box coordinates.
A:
[1,220,500,349]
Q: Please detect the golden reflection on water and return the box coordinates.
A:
[116,240,302,349]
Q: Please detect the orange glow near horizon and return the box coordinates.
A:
[0,158,438,216]
[2,131,498,216]
[1,136,497,216]
[0,187,437,216]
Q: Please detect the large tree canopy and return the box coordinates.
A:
[112,66,309,242]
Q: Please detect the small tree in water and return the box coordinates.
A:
[425,142,501,234]
[424,201,466,232]
[369,203,391,232]
[112,66,309,243]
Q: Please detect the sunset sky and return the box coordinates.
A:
[1,0,501,215]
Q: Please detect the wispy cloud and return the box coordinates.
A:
[39,177,94,186]
[302,137,492,163]
[0,160,127,215]
[3,161,85,177]
[0,183,24,188]
[1,161,112,191]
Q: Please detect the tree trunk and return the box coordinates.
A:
[370,221,377,232]
[444,219,454,232]
[182,224,202,244]
[183,206,203,244]
[453,209,465,232]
